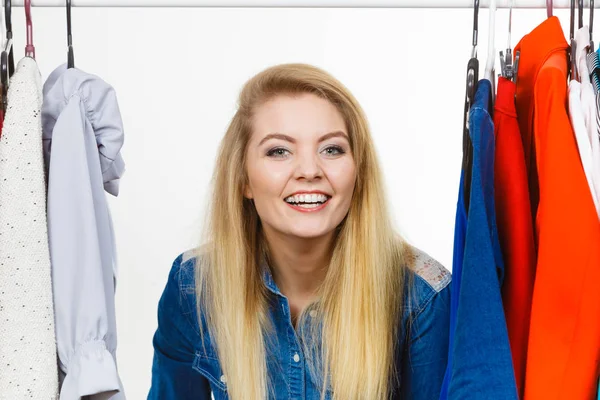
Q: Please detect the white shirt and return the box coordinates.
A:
[42,64,126,400]
[575,27,600,218]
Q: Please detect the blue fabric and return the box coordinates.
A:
[441,79,518,399]
[438,169,468,400]
[148,248,451,399]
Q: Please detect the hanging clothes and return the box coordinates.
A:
[42,64,126,400]
[587,48,600,94]
[438,167,468,400]
[568,81,600,214]
[514,17,600,399]
[444,78,518,400]
[575,27,600,217]
[0,56,59,398]
[494,76,536,400]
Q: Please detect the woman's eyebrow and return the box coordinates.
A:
[258,131,348,146]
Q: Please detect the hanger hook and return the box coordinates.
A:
[66,0,74,68]
[4,0,10,41]
[547,0,553,18]
[508,0,513,50]
[591,0,595,41]
[24,0,33,58]
[472,0,479,53]
[571,0,575,41]
[578,0,584,29]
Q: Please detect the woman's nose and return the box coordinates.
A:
[294,152,322,181]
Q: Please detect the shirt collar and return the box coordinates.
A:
[260,256,284,297]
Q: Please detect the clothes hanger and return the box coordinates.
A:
[589,0,600,93]
[578,0,584,29]
[24,0,34,58]
[590,0,595,52]
[484,0,496,84]
[462,0,479,212]
[3,0,13,77]
[1,0,13,115]
[570,0,579,81]
[500,0,520,83]
[66,0,74,68]
[547,0,553,18]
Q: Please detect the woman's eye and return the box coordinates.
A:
[323,145,345,156]
[266,147,290,158]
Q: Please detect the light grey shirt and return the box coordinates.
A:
[42,64,125,400]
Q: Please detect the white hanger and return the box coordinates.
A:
[484,0,496,84]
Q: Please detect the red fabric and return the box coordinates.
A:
[494,77,536,400]
[515,17,600,399]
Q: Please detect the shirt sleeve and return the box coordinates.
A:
[148,255,212,399]
[401,284,451,400]
[46,94,122,399]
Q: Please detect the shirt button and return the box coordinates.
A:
[293,353,300,362]
[220,375,227,384]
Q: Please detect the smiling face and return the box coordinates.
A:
[244,93,357,240]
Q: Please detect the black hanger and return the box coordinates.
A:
[462,0,479,212]
[4,0,13,76]
[67,0,74,68]
[1,0,14,116]
[579,0,584,29]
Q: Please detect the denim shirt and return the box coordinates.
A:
[148,247,451,399]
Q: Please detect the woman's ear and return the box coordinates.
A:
[244,184,253,199]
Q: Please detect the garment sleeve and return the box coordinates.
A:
[401,285,451,400]
[148,256,212,399]
[46,95,122,399]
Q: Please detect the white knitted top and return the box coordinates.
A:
[0,57,59,399]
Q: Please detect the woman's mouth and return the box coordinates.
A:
[284,193,331,212]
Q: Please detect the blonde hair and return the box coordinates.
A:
[196,63,409,399]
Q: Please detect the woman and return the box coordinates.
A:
[148,63,451,400]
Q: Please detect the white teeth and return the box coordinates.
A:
[284,193,329,203]
[296,203,321,209]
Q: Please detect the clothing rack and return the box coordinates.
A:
[7,0,600,7]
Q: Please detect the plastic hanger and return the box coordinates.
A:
[588,0,600,93]
[0,0,5,53]
[547,0,553,18]
[462,0,479,212]
[66,0,74,68]
[500,0,520,83]
[1,0,13,115]
[24,0,34,58]
[484,0,496,84]
[579,0,584,29]
[570,0,579,81]
[3,0,13,77]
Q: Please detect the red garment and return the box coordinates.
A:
[515,17,600,399]
[494,77,536,400]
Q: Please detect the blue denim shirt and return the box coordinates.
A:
[148,247,451,399]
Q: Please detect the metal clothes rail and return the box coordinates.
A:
[6,0,600,8]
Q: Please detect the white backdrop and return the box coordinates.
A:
[8,5,588,398]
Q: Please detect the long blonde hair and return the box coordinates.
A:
[196,63,409,399]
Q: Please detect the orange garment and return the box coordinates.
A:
[515,17,600,399]
[494,77,536,400]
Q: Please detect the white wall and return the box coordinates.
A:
[13,5,590,398]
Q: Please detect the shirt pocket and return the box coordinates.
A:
[193,352,228,398]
